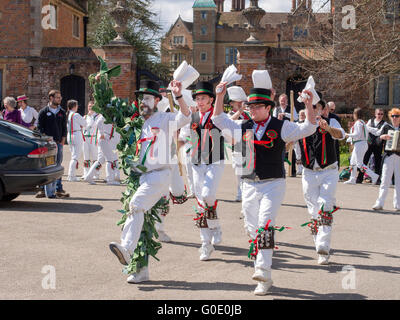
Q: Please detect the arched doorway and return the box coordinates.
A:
[286,72,307,113]
[60,75,85,115]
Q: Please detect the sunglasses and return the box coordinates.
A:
[391,115,400,118]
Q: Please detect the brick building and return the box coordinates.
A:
[0,0,98,115]
[161,0,400,112]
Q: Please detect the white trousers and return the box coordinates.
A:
[349,141,377,181]
[121,168,171,254]
[83,138,98,175]
[302,167,339,254]
[169,157,185,197]
[183,146,195,195]
[242,178,286,273]
[375,154,400,209]
[67,133,84,178]
[192,162,225,245]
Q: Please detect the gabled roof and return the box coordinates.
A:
[193,0,217,8]
[165,16,193,37]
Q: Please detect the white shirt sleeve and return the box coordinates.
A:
[211,112,243,144]
[167,110,192,131]
[347,120,365,140]
[328,118,346,140]
[281,119,318,143]
[32,107,39,127]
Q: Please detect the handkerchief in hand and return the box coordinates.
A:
[170,61,200,90]
[297,76,320,105]
[217,65,243,93]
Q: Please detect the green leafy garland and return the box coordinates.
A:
[89,56,164,274]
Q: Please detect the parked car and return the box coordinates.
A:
[0,119,64,201]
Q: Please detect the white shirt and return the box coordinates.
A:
[138,110,191,172]
[67,112,87,133]
[211,112,317,144]
[83,112,99,137]
[95,114,113,137]
[366,118,388,137]
[20,106,39,126]
[272,105,299,121]
[347,119,367,143]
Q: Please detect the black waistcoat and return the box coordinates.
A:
[190,111,225,165]
[240,117,286,180]
[368,118,385,147]
[300,117,337,169]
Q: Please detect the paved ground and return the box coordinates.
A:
[0,148,399,300]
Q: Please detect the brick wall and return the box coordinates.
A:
[42,0,85,48]
[0,0,32,57]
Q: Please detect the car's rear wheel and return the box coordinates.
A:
[1,193,20,202]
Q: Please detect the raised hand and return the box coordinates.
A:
[170,80,182,97]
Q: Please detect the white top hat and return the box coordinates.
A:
[227,86,247,102]
[252,70,272,89]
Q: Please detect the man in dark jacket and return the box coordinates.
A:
[37,90,69,198]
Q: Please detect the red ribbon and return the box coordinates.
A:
[254,117,269,134]
[303,137,310,166]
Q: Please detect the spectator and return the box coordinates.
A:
[327,101,341,168]
[37,90,69,199]
[358,108,388,184]
[3,97,22,124]
[273,93,299,121]
[17,95,39,130]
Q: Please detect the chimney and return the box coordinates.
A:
[231,0,245,12]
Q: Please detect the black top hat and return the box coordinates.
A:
[192,81,215,99]
[157,80,168,93]
[135,80,162,99]
[245,88,275,107]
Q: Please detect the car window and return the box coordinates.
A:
[0,119,40,139]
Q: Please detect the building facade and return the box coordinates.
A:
[0,0,98,114]
[161,0,400,111]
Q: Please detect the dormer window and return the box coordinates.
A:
[173,36,184,45]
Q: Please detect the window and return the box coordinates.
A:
[393,74,400,106]
[384,0,400,20]
[225,47,238,65]
[201,26,207,35]
[73,15,80,38]
[173,36,184,45]
[171,53,185,69]
[201,11,207,19]
[200,52,207,62]
[374,76,389,105]
[373,74,400,107]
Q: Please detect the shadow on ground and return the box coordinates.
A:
[0,201,103,214]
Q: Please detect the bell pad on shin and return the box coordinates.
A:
[257,227,275,250]
[319,210,333,226]
[195,213,208,228]
[205,207,218,220]
[309,219,320,235]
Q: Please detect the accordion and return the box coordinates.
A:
[385,130,400,152]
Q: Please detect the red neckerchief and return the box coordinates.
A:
[254,116,270,134]
[199,107,213,127]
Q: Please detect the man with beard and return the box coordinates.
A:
[109,79,191,283]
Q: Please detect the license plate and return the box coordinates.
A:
[46,156,55,166]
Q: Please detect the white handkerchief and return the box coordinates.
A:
[170,61,200,90]
[297,76,320,105]
[217,65,242,94]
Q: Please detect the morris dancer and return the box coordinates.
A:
[109,79,191,283]
[212,73,317,296]
[372,108,400,211]
[227,86,249,201]
[83,101,100,179]
[189,81,226,261]
[344,108,379,185]
[299,99,345,265]
[84,113,121,185]
[66,100,87,182]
